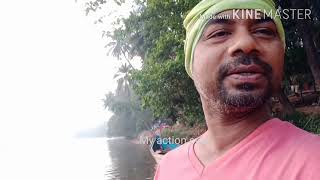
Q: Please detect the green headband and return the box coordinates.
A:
[183,0,286,78]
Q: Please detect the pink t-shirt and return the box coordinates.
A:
[154,118,320,180]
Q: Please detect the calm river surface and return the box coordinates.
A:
[0,137,156,180]
[105,137,156,180]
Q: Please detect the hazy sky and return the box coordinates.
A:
[0,0,136,179]
[0,0,130,139]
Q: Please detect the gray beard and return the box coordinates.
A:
[217,82,272,109]
[194,78,272,115]
[216,82,272,114]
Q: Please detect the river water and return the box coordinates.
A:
[0,137,156,180]
[104,137,156,180]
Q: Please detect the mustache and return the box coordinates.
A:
[217,54,273,81]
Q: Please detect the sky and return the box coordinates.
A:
[0,0,130,139]
[0,0,133,179]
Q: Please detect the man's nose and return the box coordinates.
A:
[227,28,259,57]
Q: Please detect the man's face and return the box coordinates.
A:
[192,10,284,113]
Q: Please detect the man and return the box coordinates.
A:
[154,0,320,179]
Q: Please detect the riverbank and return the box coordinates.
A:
[130,123,207,165]
[129,133,164,165]
[149,149,163,164]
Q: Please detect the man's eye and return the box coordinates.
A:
[208,31,231,38]
[254,28,275,37]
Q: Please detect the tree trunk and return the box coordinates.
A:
[277,90,295,116]
[292,0,320,90]
[297,22,320,90]
[121,49,136,70]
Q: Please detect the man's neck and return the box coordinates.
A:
[194,99,272,166]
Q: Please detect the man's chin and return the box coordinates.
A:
[223,104,257,114]
[218,90,269,114]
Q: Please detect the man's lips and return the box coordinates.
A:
[227,65,266,75]
[225,65,267,83]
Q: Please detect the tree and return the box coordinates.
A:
[103,90,154,137]
[104,63,154,137]
[291,0,320,90]
[106,31,137,70]
[273,0,320,115]
[126,0,205,126]
[91,0,320,127]
[276,0,320,90]
[132,55,204,126]
[114,63,131,96]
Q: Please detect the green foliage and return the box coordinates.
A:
[114,64,132,96]
[283,112,320,134]
[103,63,154,137]
[103,0,202,63]
[161,128,193,144]
[122,0,204,126]
[132,56,204,126]
[104,91,154,137]
[87,0,320,133]
[276,0,320,87]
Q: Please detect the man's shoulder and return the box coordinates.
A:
[158,139,195,165]
[293,127,320,155]
[254,119,320,162]
[277,119,320,158]
[154,140,198,179]
[286,123,320,173]
[279,119,320,143]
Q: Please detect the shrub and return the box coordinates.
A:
[161,128,193,144]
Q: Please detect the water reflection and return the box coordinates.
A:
[105,137,156,180]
